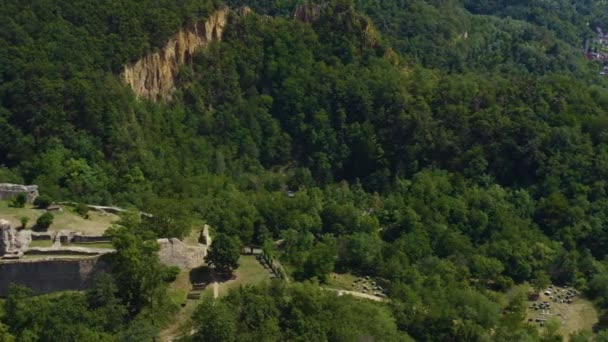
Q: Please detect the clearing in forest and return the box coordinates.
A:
[525,285,598,340]
[160,255,272,341]
[0,201,119,235]
[328,272,388,299]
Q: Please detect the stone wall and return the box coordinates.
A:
[157,238,207,269]
[0,184,38,203]
[31,232,54,241]
[71,235,111,243]
[0,220,31,257]
[0,255,110,296]
[58,231,111,244]
[0,225,211,296]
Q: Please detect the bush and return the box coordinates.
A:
[33,195,52,209]
[162,266,181,282]
[20,217,29,230]
[36,213,54,231]
[75,203,89,219]
[10,194,27,208]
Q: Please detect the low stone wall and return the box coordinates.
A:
[71,235,111,244]
[31,232,53,241]
[25,247,114,256]
[59,232,112,244]
[0,255,110,296]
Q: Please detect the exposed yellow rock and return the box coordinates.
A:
[121,9,229,101]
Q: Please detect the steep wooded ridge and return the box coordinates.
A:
[122,4,380,102]
[121,9,230,101]
[6,0,608,341]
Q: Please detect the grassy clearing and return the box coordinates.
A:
[28,240,53,248]
[166,269,192,309]
[159,256,271,341]
[216,255,272,297]
[327,273,386,297]
[525,285,598,340]
[327,272,359,290]
[0,201,118,235]
[182,222,207,245]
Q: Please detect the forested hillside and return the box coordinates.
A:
[3,0,608,341]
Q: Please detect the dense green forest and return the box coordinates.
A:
[3,0,608,341]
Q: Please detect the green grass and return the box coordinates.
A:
[0,200,118,235]
[522,283,598,338]
[160,267,214,341]
[216,255,272,296]
[159,255,272,341]
[28,240,53,248]
[327,272,360,290]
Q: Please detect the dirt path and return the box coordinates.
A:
[325,288,386,302]
[52,232,61,248]
[159,256,273,341]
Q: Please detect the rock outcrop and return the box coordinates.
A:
[0,184,38,203]
[0,220,31,257]
[0,220,13,255]
[158,238,207,269]
[122,9,230,101]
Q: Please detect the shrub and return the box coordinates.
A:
[33,195,52,209]
[10,194,27,208]
[36,213,54,231]
[20,217,29,230]
[162,266,181,282]
[75,203,89,219]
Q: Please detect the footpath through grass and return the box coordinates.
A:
[159,255,272,341]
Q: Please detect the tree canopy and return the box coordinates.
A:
[2,0,608,340]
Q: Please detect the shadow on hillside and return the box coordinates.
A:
[189,266,235,285]
[593,313,608,333]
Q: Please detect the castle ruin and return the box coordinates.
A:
[0,220,212,295]
[0,183,39,203]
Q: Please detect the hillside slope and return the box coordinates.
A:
[2,1,608,341]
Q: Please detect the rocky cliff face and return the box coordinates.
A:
[157,238,207,269]
[121,9,229,101]
[0,220,30,257]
